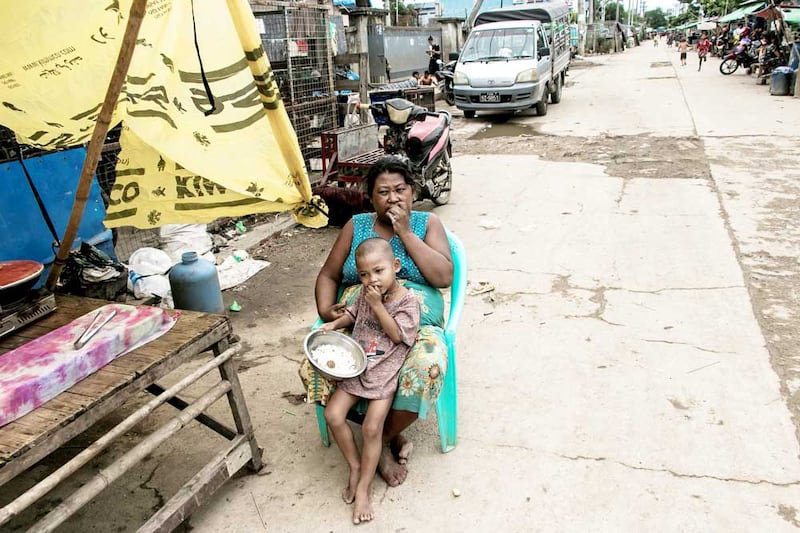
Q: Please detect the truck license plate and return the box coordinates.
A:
[479,92,501,103]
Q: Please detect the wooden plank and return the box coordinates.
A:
[145,384,237,441]
[137,436,251,533]
[216,344,262,471]
[0,336,33,351]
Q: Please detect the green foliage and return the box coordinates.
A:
[389,0,418,25]
[668,11,696,27]
[678,0,742,18]
[594,1,628,21]
[644,8,668,28]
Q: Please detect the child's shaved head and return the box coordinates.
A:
[355,238,394,262]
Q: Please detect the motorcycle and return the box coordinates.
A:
[436,59,457,106]
[365,98,453,205]
[719,38,758,75]
[714,35,731,57]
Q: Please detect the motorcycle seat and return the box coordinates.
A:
[408,113,449,146]
[384,98,429,126]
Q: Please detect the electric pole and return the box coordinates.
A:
[578,0,586,55]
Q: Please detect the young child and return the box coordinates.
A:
[678,38,689,67]
[321,238,420,525]
[696,33,711,71]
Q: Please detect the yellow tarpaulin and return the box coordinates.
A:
[0,0,327,228]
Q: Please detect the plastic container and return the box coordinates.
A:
[770,67,793,96]
[168,251,224,313]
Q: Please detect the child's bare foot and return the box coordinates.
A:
[391,433,413,465]
[352,490,374,524]
[378,445,407,486]
[342,465,360,504]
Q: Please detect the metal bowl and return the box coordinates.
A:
[304,329,366,380]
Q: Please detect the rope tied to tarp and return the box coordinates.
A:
[190,0,216,116]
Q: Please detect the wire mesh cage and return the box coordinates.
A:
[254,2,337,175]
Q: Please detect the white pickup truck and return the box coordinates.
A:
[453,2,571,118]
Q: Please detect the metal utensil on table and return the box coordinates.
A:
[73,308,118,350]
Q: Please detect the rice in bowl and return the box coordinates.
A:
[311,344,358,373]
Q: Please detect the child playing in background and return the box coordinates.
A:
[321,238,420,525]
[696,33,711,71]
[678,37,689,66]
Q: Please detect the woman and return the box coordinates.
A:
[300,156,453,486]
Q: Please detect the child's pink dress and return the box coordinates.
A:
[338,288,420,400]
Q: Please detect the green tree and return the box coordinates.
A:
[668,11,696,27]
[678,0,741,18]
[644,8,668,28]
[388,0,418,26]
[594,1,628,21]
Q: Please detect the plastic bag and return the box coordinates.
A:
[159,224,214,264]
[127,247,172,304]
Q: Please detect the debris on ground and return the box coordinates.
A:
[468,281,496,296]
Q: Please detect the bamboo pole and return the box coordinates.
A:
[0,346,239,527]
[29,380,233,533]
[45,0,148,291]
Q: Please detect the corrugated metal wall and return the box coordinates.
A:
[383,27,442,79]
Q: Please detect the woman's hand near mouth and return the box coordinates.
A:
[386,203,411,236]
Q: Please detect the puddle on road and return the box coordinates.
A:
[650,61,672,68]
[470,122,542,140]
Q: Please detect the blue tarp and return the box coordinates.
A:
[0,147,113,286]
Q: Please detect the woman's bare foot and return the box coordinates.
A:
[352,490,374,524]
[391,433,413,465]
[342,465,360,504]
[378,445,407,486]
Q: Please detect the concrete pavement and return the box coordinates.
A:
[188,43,800,531]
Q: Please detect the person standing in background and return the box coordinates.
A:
[426,35,441,78]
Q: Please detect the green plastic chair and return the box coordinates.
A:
[312,230,467,453]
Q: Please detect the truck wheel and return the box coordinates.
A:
[550,77,562,104]
[463,110,476,119]
[535,97,548,116]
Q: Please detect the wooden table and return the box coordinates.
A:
[0,295,262,532]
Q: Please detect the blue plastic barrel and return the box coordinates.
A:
[770,67,793,96]
[168,251,224,313]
